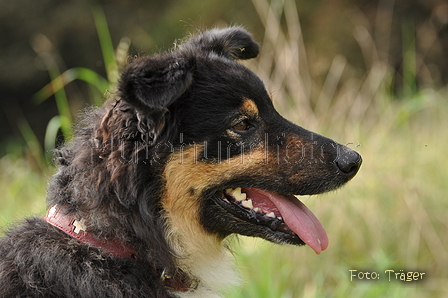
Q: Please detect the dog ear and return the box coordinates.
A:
[182,26,259,60]
[118,56,193,144]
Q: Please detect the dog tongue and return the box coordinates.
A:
[243,188,328,254]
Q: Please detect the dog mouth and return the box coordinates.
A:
[218,187,328,254]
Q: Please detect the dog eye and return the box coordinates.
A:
[232,120,249,131]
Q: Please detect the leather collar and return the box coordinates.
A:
[44,204,199,292]
[44,204,138,259]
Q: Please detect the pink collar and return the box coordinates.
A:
[43,204,199,292]
[44,204,138,259]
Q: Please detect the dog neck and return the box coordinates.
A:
[163,213,241,295]
[43,204,199,293]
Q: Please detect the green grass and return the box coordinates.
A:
[0,154,47,229]
[2,0,448,297]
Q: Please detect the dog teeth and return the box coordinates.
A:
[224,188,282,221]
[225,188,255,211]
[241,199,253,209]
[224,189,281,220]
[225,187,246,202]
[266,212,275,218]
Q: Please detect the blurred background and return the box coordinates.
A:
[1,0,447,297]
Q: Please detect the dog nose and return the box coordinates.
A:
[336,147,362,175]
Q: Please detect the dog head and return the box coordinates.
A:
[116,26,362,255]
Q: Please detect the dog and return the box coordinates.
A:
[0,27,361,297]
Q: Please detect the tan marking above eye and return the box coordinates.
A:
[240,98,259,117]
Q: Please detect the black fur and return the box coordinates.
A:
[0,27,361,297]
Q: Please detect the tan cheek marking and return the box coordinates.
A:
[241,98,259,117]
[161,144,268,255]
